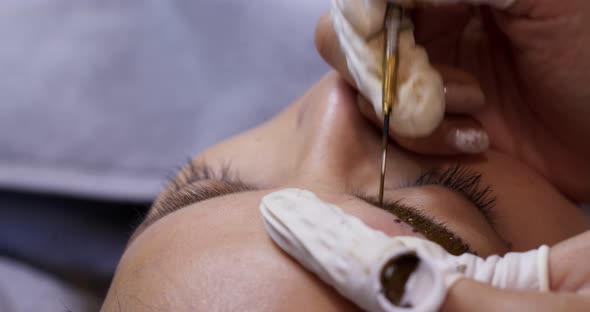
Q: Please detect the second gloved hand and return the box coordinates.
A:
[260,189,549,312]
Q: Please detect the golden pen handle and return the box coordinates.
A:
[382,3,403,116]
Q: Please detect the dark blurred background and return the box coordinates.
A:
[0,1,329,310]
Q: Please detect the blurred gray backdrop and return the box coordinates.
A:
[0,0,330,202]
[0,1,330,310]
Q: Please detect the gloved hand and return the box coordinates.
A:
[260,189,590,311]
[318,0,590,201]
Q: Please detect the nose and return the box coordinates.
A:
[293,74,381,189]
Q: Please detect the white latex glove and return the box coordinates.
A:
[260,189,549,312]
[331,0,515,137]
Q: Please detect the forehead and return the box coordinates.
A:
[108,192,359,310]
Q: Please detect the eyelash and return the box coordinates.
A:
[411,164,497,225]
[146,162,255,222]
[169,161,245,192]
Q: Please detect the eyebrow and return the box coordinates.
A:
[354,193,473,255]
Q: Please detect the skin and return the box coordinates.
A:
[102,73,589,311]
[316,0,590,200]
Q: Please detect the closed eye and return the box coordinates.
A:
[408,164,497,227]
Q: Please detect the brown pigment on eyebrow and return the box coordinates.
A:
[360,196,472,256]
[383,201,472,256]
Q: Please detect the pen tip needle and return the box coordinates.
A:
[379,112,390,207]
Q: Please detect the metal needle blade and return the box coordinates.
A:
[379,111,391,207]
[379,3,403,207]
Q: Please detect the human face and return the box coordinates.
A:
[102,73,589,311]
